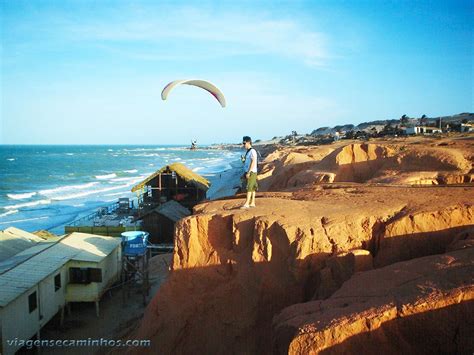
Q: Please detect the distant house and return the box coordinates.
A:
[404,126,442,135]
[132,163,210,212]
[137,200,191,243]
[460,123,474,132]
[0,231,121,355]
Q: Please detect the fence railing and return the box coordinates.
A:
[67,199,136,227]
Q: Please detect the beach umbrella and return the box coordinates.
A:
[161,79,226,108]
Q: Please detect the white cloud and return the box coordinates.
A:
[63,7,330,67]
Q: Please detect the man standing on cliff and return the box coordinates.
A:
[241,136,258,208]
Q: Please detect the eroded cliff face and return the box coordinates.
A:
[273,247,474,354]
[258,138,473,190]
[134,184,473,354]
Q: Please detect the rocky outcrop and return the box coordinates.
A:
[446,227,474,251]
[273,247,474,354]
[309,249,373,300]
[374,204,474,266]
[133,185,474,354]
[258,139,474,190]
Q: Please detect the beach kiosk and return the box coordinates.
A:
[132,163,210,212]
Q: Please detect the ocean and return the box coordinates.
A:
[0,145,242,234]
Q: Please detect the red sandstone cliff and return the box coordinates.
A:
[273,246,474,354]
[131,137,474,354]
[258,137,473,190]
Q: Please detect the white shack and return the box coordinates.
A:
[0,231,121,355]
[460,123,474,132]
[404,126,442,135]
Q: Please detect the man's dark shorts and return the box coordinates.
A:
[246,172,258,192]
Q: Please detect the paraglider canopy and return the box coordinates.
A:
[161,79,226,108]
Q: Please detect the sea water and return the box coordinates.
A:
[0,145,242,234]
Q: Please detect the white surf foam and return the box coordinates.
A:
[4,199,52,210]
[0,216,49,225]
[110,176,139,182]
[39,182,99,197]
[104,192,129,197]
[124,169,138,173]
[50,186,123,201]
[7,158,16,161]
[95,173,117,180]
[7,192,37,200]
[132,153,161,157]
[50,178,142,201]
[123,147,186,152]
[0,210,19,218]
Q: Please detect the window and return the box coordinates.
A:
[69,267,102,284]
[54,273,61,291]
[28,292,37,313]
[69,268,89,284]
[89,268,102,282]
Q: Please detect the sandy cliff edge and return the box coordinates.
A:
[131,137,474,354]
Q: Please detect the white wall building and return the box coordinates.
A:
[460,123,474,132]
[0,232,121,355]
[404,126,442,135]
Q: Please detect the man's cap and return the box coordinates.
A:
[242,136,252,143]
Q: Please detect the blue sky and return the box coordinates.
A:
[1,0,472,144]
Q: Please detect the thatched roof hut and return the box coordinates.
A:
[131,163,210,193]
[132,163,209,212]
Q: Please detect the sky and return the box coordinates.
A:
[0,0,472,144]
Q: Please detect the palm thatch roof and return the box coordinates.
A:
[131,163,210,193]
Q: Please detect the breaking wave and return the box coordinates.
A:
[7,192,37,200]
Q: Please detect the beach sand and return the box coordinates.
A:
[206,165,243,200]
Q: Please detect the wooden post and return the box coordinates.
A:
[121,257,126,304]
[142,255,147,306]
[60,305,65,327]
[159,173,162,203]
[36,329,41,355]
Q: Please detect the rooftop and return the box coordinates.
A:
[131,162,210,193]
[0,227,50,262]
[139,200,191,223]
[0,232,121,307]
